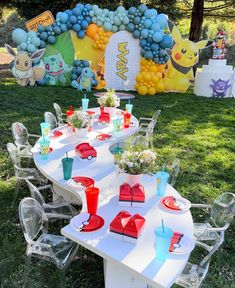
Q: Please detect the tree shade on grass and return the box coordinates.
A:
[0,75,234,287]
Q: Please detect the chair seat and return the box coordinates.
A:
[194,223,220,241]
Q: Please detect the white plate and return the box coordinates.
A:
[170,235,195,255]
[160,197,191,213]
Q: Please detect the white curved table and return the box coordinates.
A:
[33,108,194,288]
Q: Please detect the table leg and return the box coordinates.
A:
[104,259,148,288]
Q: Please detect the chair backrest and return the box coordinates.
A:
[19,197,46,244]
[25,179,45,206]
[44,112,57,130]
[53,103,63,122]
[11,122,29,146]
[153,110,161,121]
[162,158,180,186]
[211,192,235,227]
[7,142,20,167]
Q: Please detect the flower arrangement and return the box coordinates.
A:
[68,110,89,129]
[97,89,120,107]
[116,149,157,175]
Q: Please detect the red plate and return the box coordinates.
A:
[87,110,95,115]
[163,196,181,210]
[71,213,105,232]
[72,176,94,187]
[96,134,112,141]
[52,130,63,137]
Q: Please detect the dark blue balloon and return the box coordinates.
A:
[126,23,135,32]
[164,55,169,62]
[74,60,81,67]
[159,35,173,49]
[77,30,85,39]
[37,77,48,85]
[76,3,84,10]
[67,22,73,29]
[39,40,46,48]
[133,29,140,38]
[40,32,48,40]
[65,9,72,16]
[82,60,90,67]
[85,16,91,23]
[61,24,68,32]
[140,48,146,57]
[151,43,159,51]
[153,57,159,63]
[133,16,141,25]
[159,49,166,57]
[76,67,82,75]
[85,3,92,11]
[147,37,153,43]
[72,68,77,74]
[48,35,56,44]
[71,73,78,80]
[140,39,147,48]
[69,15,77,24]
[73,7,81,16]
[60,12,69,23]
[128,7,136,15]
[138,4,148,13]
[81,20,88,29]
[38,25,45,33]
[73,23,81,32]
[53,25,61,35]
[93,79,98,87]
[145,51,153,59]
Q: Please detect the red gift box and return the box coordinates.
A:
[109,210,132,240]
[131,183,145,207]
[98,107,111,125]
[75,143,97,160]
[123,214,146,244]
[119,183,132,207]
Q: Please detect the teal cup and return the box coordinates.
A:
[40,137,50,160]
[82,98,89,112]
[62,158,73,180]
[125,103,133,114]
[113,118,122,137]
[155,171,169,197]
[154,226,173,261]
[40,122,49,136]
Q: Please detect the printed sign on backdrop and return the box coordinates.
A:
[105,31,141,91]
[26,10,55,32]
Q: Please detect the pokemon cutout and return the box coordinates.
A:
[5,44,45,86]
[71,67,96,91]
[161,21,208,93]
[210,79,231,98]
[43,53,72,85]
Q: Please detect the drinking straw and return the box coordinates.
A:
[42,134,45,143]
[128,100,130,104]
[66,152,69,163]
[161,219,165,233]
[84,94,86,99]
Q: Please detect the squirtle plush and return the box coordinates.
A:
[71,67,95,91]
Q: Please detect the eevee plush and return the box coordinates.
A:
[162,21,208,92]
[5,44,45,86]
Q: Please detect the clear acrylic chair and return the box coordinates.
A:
[192,192,235,242]
[7,143,47,205]
[26,179,79,220]
[44,111,58,130]
[53,103,66,125]
[139,109,161,127]
[11,122,40,158]
[19,197,79,286]
[162,158,180,186]
[175,240,222,288]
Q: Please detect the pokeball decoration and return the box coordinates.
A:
[119,183,145,207]
[75,142,97,160]
[71,213,105,232]
[96,133,112,141]
[109,210,145,244]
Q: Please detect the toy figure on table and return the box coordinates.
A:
[212,30,227,60]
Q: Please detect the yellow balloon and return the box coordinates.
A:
[156,81,165,92]
[148,87,156,95]
[138,85,148,95]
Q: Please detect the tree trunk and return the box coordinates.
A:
[189,0,204,42]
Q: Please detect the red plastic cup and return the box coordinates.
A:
[124,112,131,128]
[85,186,100,214]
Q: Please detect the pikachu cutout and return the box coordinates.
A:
[162,21,209,92]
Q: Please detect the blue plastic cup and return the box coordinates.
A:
[40,137,50,160]
[113,118,122,137]
[155,171,169,197]
[126,103,133,114]
[40,122,49,136]
[82,98,89,112]
[154,226,173,261]
[62,158,73,180]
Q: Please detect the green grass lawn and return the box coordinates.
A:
[0,74,234,287]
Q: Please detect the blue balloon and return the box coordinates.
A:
[138,4,148,13]
[153,57,159,63]
[153,31,163,42]
[144,19,152,29]
[156,14,168,29]
[81,20,88,29]
[85,3,92,11]
[12,28,27,45]
[53,25,62,35]
[31,36,41,47]
[141,29,149,39]
[38,25,45,33]
[133,16,141,25]
[73,7,81,16]
[145,51,153,59]
[144,9,153,19]
[19,42,27,50]
[93,79,98,87]
[71,73,78,80]
[119,24,126,31]
[48,35,56,44]
[67,22,73,29]
[164,55,169,62]
[104,22,112,31]
[73,23,81,32]
[123,16,129,25]
[140,48,146,57]
[27,30,37,38]
[159,34,173,49]
[126,23,135,32]
[72,68,77,74]
[27,44,36,53]
[46,25,53,32]
[61,24,68,32]
[112,25,118,33]
[69,15,77,24]
[151,23,160,32]
[82,60,90,67]
[56,12,63,19]
[77,30,85,39]
[133,29,140,39]
[147,37,153,43]
[151,43,159,51]
[60,12,69,23]
[39,40,46,48]
[74,60,81,67]
[128,7,136,15]
[65,9,72,16]
[40,32,48,40]
[85,16,91,22]
[76,67,82,75]
[159,49,166,57]
[76,3,84,10]
[140,39,147,48]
